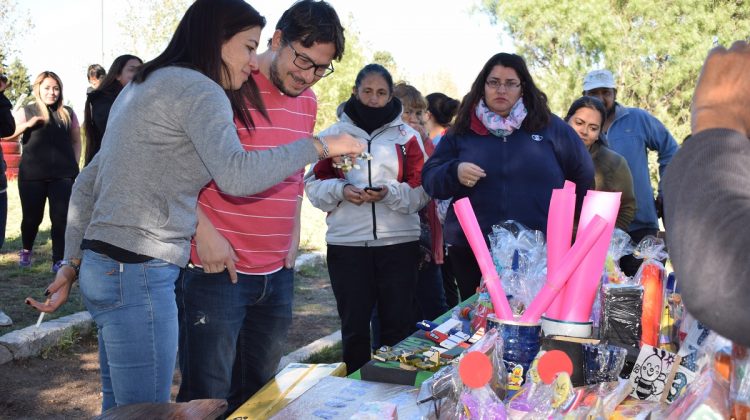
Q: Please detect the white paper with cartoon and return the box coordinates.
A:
[629,344,680,402]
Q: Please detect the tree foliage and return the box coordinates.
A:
[312,22,367,131]
[372,50,399,77]
[3,58,32,105]
[479,0,750,142]
[119,0,192,60]
[0,0,33,106]
[0,0,30,58]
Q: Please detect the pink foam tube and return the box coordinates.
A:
[453,198,513,320]
[560,191,621,322]
[520,215,607,323]
[544,188,576,319]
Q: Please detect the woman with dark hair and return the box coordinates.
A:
[422,53,593,303]
[391,81,448,322]
[26,0,362,411]
[83,54,143,165]
[425,92,459,146]
[424,92,461,305]
[565,96,635,231]
[10,71,81,272]
[305,64,429,374]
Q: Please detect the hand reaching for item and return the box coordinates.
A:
[457,162,486,188]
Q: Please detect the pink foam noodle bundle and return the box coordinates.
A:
[520,215,608,323]
[560,191,621,322]
[544,187,577,319]
[453,198,513,320]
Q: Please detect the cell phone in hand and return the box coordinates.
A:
[364,186,383,192]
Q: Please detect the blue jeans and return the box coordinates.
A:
[176,266,294,413]
[78,249,180,412]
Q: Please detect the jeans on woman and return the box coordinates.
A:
[176,265,294,414]
[78,249,179,412]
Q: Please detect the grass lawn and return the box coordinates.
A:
[1,179,86,333]
[300,341,343,364]
[1,177,331,333]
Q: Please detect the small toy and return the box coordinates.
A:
[425,330,448,344]
[416,320,437,331]
[332,152,373,172]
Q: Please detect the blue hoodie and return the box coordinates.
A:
[422,112,593,247]
[605,104,678,232]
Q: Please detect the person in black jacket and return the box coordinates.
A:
[83,54,142,165]
[0,73,15,251]
[1,73,16,326]
[421,53,593,302]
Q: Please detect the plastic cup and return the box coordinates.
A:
[582,343,627,385]
[497,318,542,395]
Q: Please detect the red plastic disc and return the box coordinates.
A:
[537,350,573,384]
[459,351,493,389]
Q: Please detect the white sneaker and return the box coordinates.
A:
[0,310,12,327]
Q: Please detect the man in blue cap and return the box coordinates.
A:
[583,69,678,276]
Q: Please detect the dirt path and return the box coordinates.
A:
[0,272,338,419]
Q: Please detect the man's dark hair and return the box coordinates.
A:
[451,53,551,135]
[87,64,106,81]
[276,0,345,61]
[134,0,268,129]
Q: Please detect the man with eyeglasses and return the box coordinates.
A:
[582,69,678,277]
[176,0,346,412]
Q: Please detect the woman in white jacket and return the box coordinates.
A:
[305,64,430,374]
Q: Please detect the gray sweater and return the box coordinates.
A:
[64,66,318,266]
[663,128,750,347]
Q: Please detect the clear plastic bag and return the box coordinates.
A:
[488,220,547,316]
[604,228,634,285]
[455,384,507,419]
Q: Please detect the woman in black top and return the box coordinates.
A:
[83,54,142,166]
[10,71,81,271]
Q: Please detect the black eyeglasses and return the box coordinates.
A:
[286,41,334,78]
[485,79,522,91]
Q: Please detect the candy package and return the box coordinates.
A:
[632,236,668,348]
[599,284,643,353]
[488,220,546,316]
[604,228,634,285]
[451,351,508,420]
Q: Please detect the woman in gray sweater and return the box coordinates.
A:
[26,0,362,412]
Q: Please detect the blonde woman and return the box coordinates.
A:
[11,71,81,271]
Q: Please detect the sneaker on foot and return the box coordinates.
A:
[18,249,32,267]
[51,260,63,273]
[0,310,12,327]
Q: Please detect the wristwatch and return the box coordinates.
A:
[59,259,81,277]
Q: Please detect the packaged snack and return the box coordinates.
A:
[632,236,668,348]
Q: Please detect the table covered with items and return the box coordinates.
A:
[231,186,749,419]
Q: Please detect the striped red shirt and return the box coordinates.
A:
[189,71,317,274]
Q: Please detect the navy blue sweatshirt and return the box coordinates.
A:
[422,112,593,247]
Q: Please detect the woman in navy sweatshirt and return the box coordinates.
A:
[422,53,594,303]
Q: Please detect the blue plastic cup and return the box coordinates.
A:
[496,319,542,394]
